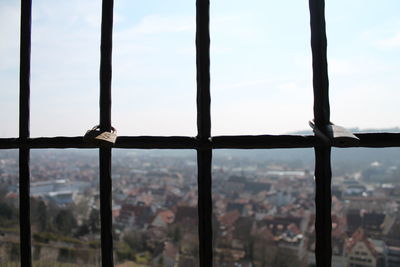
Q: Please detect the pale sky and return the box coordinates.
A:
[0,0,399,137]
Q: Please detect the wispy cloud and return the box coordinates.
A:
[375,32,400,49]
[134,15,194,35]
[115,14,194,39]
[329,57,393,78]
[0,2,20,70]
[360,20,400,50]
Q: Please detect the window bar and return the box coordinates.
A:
[196,0,213,266]
[99,0,114,266]
[19,0,33,266]
[3,133,400,150]
[309,0,332,266]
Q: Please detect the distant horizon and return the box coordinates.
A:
[288,125,400,135]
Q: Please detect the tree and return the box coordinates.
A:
[0,201,17,227]
[167,224,182,244]
[36,200,48,232]
[272,247,301,267]
[10,243,20,261]
[54,209,77,235]
[75,223,90,237]
[0,202,15,219]
[123,230,146,252]
[88,208,100,234]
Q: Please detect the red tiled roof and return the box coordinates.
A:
[219,210,240,227]
[346,228,377,256]
[158,210,175,224]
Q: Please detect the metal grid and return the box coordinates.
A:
[1,0,399,266]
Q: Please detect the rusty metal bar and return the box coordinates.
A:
[197,149,213,266]
[99,0,114,265]
[19,148,31,267]
[196,0,211,141]
[2,133,400,149]
[196,0,213,265]
[314,146,332,266]
[309,0,329,127]
[19,0,32,266]
[309,0,332,265]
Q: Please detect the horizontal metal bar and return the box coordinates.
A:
[353,133,400,147]
[0,136,198,149]
[116,136,198,149]
[1,133,400,149]
[212,135,315,148]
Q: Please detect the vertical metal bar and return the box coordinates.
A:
[99,0,114,266]
[20,0,31,141]
[100,0,113,131]
[19,148,31,267]
[99,147,113,266]
[314,146,332,266]
[309,0,330,126]
[196,0,211,140]
[197,149,212,266]
[309,0,332,266]
[19,0,32,266]
[196,0,212,266]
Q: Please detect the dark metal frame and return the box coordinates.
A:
[1,0,399,266]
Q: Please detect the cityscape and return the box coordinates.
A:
[1,1,399,267]
[0,148,399,267]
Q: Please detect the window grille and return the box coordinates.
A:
[0,0,399,266]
